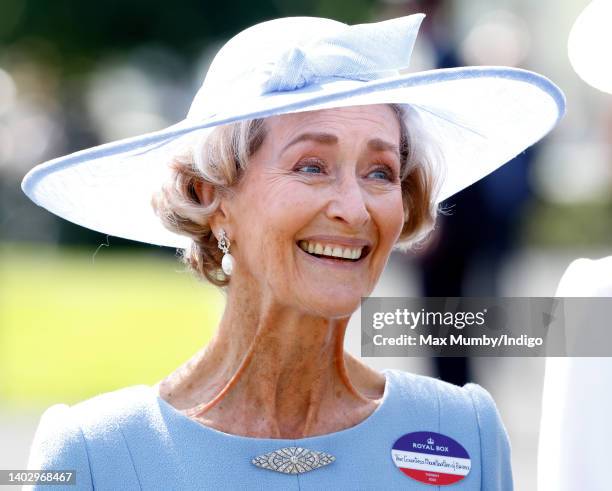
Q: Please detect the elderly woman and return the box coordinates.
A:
[23,14,563,490]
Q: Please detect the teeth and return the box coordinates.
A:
[298,241,365,260]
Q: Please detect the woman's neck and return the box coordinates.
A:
[155,275,385,438]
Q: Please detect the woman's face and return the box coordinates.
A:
[226,104,405,317]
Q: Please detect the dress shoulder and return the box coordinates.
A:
[389,370,513,490]
[26,385,152,491]
[25,403,93,490]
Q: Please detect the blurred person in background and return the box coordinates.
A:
[406,0,539,387]
[539,5,612,487]
[537,255,612,491]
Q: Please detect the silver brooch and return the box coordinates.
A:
[252,446,336,474]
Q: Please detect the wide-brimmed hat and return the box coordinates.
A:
[21,14,565,249]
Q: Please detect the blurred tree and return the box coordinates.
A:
[1,0,378,73]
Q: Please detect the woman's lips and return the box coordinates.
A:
[295,242,370,270]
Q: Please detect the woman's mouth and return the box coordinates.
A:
[296,240,371,263]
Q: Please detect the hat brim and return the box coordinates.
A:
[21,66,565,249]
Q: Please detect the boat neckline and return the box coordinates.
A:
[149,368,395,444]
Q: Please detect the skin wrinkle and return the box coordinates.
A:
[155,105,404,439]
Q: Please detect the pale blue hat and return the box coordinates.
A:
[21,14,565,249]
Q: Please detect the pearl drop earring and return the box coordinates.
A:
[217,229,235,276]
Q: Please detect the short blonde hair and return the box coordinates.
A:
[151,104,441,286]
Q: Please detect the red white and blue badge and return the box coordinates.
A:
[391,431,471,486]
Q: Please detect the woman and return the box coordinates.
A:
[22,14,564,490]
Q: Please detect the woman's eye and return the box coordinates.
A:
[368,167,395,181]
[295,160,324,174]
[293,160,396,180]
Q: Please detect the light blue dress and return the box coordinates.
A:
[26,369,513,490]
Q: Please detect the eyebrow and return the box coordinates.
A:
[367,137,401,160]
[280,132,400,160]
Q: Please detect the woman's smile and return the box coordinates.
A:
[295,240,372,271]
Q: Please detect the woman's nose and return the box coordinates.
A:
[325,174,369,228]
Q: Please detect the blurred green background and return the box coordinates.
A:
[0,242,223,405]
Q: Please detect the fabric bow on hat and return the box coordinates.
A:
[260,15,424,94]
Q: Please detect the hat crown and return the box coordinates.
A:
[187,14,425,119]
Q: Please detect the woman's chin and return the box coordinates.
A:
[303,291,363,319]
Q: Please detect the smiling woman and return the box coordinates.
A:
[153,104,439,292]
[145,105,427,440]
[22,13,564,491]
[153,103,438,289]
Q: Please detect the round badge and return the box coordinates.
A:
[391,431,471,486]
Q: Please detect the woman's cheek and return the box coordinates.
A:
[376,193,405,243]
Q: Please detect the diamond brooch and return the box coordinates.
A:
[252,446,336,474]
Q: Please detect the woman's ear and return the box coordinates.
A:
[194,180,214,207]
[194,180,231,237]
